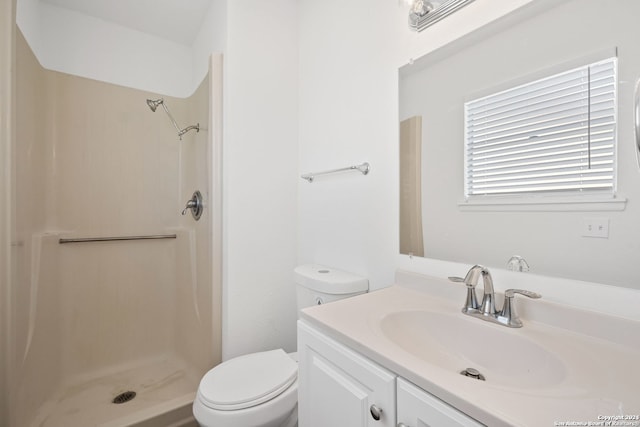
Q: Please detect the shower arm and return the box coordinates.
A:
[179,125,200,138]
[160,102,183,135]
[160,103,199,140]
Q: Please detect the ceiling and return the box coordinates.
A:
[40,0,214,46]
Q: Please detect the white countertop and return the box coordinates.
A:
[299,270,640,427]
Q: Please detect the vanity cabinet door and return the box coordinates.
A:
[298,320,396,427]
[397,378,483,427]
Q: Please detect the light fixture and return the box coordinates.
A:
[411,0,438,17]
[407,0,475,32]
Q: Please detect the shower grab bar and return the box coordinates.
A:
[59,234,177,244]
[301,162,370,183]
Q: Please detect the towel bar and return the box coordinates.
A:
[301,162,370,183]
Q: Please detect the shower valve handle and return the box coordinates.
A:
[182,191,203,221]
[181,200,197,215]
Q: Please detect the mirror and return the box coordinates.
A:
[399,0,640,289]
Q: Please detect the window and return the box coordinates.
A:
[464,57,617,200]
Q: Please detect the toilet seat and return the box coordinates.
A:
[198,349,298,411]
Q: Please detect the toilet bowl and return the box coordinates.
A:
[193,265,368,427]
[193,349,298,427]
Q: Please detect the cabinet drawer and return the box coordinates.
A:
[397,378,483,427]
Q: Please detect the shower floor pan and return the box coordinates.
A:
[33,357,199,427]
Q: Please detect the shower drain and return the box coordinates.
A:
[112,391,137,404]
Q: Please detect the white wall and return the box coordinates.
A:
[297,0,536,291]
[221,0,299,360]
[17,0,210,97]
[192,0,226,91]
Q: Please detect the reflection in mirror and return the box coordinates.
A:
[400,116,424,257]
[398,0,640,288]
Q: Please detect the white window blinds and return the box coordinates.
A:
[464,57,617,198]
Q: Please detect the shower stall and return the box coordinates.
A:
[7,30,222,427]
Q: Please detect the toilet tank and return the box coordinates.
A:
[294,264,368,312]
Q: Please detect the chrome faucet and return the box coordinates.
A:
[463,264,496,316]
[450,265,541,328]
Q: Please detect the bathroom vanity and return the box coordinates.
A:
[297,270,640,427]
[298,321,481,427]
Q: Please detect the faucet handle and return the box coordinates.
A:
[504,289,541,299]
[448,276,479,312]
[498,289,541,328]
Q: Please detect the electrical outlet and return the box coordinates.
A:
[582,217,609,238]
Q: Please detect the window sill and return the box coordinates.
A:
[457,195,627,212]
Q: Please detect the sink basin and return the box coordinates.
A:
[379,310,566,388]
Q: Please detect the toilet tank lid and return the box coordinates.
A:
[294,264,369,294]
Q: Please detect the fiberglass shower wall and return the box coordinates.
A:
[11,29,220,427]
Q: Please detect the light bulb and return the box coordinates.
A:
[410,0,437,17]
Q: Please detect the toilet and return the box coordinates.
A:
[192,264,369,427]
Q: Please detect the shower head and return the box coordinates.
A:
[146,98,164,112]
